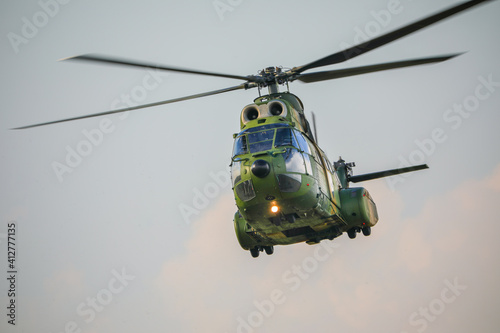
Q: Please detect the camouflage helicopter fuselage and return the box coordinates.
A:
[231,92,379,257]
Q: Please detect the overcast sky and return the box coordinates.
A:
[1,0,500,332]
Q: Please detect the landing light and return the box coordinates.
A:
[271,205,279,213]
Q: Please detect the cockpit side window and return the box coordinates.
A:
[294,130,311,155]
[283,148,306,173]
[233,135,248,156]
[231,160,242,186]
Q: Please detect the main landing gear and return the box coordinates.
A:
[250,245,274,258]
[347,226,371,239]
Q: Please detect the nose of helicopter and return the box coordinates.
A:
[251,159,271,178]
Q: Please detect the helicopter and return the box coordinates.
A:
[13,0,494,257]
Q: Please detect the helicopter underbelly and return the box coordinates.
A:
[233,184,347,248]
[234,209,346,248]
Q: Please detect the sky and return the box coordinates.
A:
[1,0,500,332]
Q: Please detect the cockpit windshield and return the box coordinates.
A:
[247,129,274,153]
[275,128,298,148]
[232,124,302,157]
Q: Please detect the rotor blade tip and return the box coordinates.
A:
[448,52,466,59]
[58,54,94,62]
[58,55,78,62]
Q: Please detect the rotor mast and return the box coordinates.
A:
[260,66,287,95]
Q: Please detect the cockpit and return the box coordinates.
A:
[231,123,319,197]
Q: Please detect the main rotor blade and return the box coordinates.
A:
[12,83,254,129]
[349,164,429,183]
[311,111,318,144]
[295,54,461,83]
[61,54,255,82]
[292,0,492,74]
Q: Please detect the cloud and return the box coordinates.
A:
[153,164,500,332]
[43,266,87,302]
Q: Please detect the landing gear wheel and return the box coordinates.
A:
[250,247,260,258]
[362,226,371,236]
[264,246,274,255]
[347,228,357,239]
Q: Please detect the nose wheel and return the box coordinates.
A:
[250,246,274,258]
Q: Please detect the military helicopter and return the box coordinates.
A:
[13,0,494,257]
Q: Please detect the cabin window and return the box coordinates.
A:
[309,143,322,163]
[325,158,335,173]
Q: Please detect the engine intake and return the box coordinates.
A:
[241,100,288,124]
[241,104,260,124]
